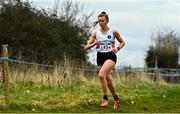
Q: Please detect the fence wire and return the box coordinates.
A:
[0,57,180,77]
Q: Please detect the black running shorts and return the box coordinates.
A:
[97,51,117,66]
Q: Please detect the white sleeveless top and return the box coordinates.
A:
[95,28,115,53]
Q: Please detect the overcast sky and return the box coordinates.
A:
[29,0,180,68]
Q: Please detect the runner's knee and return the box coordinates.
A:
[99,70,106,79]
[107,79,113,86]
[107,82,112,86]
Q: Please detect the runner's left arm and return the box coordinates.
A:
[113,29,125,51]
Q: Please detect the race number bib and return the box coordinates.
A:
[99,42,112,51]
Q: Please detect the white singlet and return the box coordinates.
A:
[95,28,115,53]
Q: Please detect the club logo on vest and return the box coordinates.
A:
[107,35,111,39]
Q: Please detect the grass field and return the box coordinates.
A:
[0,76,180,113]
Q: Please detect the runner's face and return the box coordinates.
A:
[98,16,107,28]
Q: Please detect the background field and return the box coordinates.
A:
[0,66,180,113]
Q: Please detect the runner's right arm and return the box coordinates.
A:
[85,32,97,50]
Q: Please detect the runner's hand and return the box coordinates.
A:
[111,48,119,53]
[94,40,100,48]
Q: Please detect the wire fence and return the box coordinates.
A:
[0,56,180,84]
[0,56,180,73]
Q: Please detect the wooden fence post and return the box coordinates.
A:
[2,44,9,106]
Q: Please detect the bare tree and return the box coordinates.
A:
[55,0,93,28]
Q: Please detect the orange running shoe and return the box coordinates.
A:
[100,99,108,107]
[113,100,119,109]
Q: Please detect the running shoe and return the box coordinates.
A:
[100,99,108,107]
[113,100,119,109]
